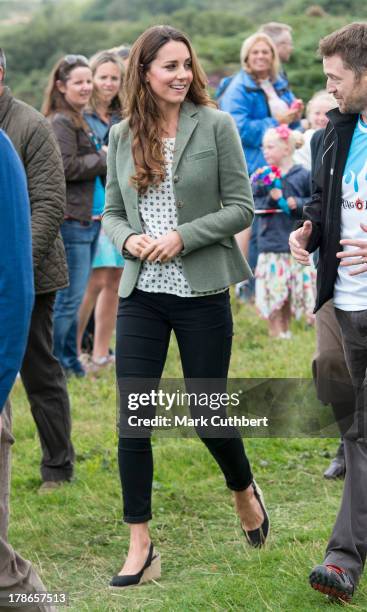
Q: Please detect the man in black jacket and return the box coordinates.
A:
[290,23,367,604]
[310,129,351,480]
[0,48,74,492]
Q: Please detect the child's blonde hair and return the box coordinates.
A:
[306,89,336,120]
[263,124,304,152]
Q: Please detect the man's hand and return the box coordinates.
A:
[124,234,155,258]
[289,220,312,265]
[336,223,367,276]
[140,231,184,263]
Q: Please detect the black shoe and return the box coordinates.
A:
[109,542,161,589]
[309,564,354,603]
[242,481,270,548]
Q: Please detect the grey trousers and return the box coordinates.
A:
[324,308,367,586]
[0,400,55,612]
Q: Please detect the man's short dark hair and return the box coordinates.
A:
[319,22,367,78]
[0,48,6,80]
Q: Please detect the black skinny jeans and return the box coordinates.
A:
[115,289,253,523]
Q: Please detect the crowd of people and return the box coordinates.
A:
[1,17,367,608]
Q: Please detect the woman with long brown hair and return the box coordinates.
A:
[42,55,107,377]
[103,25,269,588]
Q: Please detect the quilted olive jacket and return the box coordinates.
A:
[0,87,68,294]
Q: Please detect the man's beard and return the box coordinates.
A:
[341,82,367,114]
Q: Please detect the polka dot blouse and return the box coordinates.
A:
[136,138,225,297]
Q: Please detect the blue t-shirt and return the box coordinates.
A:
[334,116,367,310]
[85,113,107,217]
[0,130,34,411]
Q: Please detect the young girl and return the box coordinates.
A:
[294,90,336,170]
[253,125,315,338]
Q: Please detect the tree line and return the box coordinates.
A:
[0,0,362,110]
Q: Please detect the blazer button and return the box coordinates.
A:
[176,200,184,208]
[173,174,179,183]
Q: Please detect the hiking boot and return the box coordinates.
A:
[309,563,354,602]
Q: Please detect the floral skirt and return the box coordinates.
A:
[92,228,124,269]
[255,252,316,320]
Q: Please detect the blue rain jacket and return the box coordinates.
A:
[219,70,300,174]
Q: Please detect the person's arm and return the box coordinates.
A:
[51,114,107,182]
[289,172,312,217]
[102,125,139,255]
[23,117,66,270]
[0,132,34,412]
[253,183,275,210]
[176,112,254,255]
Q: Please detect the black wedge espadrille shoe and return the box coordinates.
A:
[109,542,161,589]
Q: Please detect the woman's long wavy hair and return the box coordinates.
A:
[42,56,91,129]
[123,25,215,194]
[240,33,280,82]
[88,50,124,117]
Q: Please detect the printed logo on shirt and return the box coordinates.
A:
[341,197,367,210]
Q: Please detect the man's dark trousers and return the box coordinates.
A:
[20,292,74,482]
[324,308,367,587]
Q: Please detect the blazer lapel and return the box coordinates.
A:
[172,102,198,175]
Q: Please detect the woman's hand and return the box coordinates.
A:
[140,231,184,263]
[274,108,300,125]
[124,234,155,258]
[269,188,283,201]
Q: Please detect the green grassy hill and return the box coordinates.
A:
[1,0,366,110]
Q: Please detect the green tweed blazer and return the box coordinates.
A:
[102,101,254,297]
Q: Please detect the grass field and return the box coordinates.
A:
[9,300,366,611]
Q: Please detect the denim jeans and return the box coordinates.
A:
[53,219,100,371]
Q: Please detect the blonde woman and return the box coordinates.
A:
[220,32,302,297]
[77,51,125,371]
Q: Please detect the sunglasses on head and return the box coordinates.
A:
[63,54,89,66]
